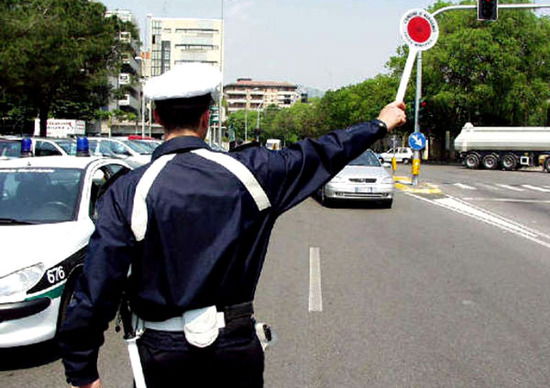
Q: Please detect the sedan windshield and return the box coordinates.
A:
[348,151,381,167]
[121,140,151,154]
[0,168,83,223]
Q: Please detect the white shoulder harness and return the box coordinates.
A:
[131,150,271,241]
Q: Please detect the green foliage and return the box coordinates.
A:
[0,0,135,135]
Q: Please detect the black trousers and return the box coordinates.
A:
[136,308,264,387]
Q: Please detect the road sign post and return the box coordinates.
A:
[397,9,439,185]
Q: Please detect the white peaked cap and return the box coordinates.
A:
[144,63,222,101]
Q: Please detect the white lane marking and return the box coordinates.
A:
[495,184,525,192]
[522,185,550,193]
[406,193,550,250]
[478,183,501,191]
[309,247,323,312]
[453,183,476,190]
[462,198,550,204]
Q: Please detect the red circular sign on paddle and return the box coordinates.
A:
[400,9,439,50]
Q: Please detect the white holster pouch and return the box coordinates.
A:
[183,306,225,348]
[143,306,226,348]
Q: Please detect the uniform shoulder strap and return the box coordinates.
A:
[131,154,176,241]
[191,148,271,212]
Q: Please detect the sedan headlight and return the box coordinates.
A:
[0,263,44,303]
[381,176,394,184]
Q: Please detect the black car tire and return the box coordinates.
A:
[403,158,411,165]
[544,157,550,172]
[381,199,393,208]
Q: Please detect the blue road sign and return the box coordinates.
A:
[408,132,427,151]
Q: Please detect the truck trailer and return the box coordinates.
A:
[454,123,550,172]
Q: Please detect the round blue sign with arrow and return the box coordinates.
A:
[408,132,427,151]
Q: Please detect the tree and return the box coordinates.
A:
[0,0,124,136]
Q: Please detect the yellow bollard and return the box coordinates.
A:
[412,158,421,176]
[391,157,397,172]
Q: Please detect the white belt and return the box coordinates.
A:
[143,312,226,331]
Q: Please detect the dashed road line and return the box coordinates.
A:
[309,247,323,312]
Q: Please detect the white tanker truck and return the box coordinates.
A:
[454,123,550,172]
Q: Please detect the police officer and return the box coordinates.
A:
[58,63,406,388]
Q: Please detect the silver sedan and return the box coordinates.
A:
[318,150,394,208]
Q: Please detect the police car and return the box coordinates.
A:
[0,154,131,347]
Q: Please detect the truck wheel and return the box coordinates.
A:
[544,157,550,172]
[465,153,480,169]
[502,154,518,171]
[482,154,499,170]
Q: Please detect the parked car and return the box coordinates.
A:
[379,147,413,164]
[88,137,151,168]
[0,155,131,347]
[0,138,78,159]
[318,150,394,208]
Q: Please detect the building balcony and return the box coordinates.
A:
[122,55,140,74]
[118,93,140,112]
[228,99,248,104]
[118,73,131,85]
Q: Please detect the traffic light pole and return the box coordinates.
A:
[409,2,550,186]
[412,51,422,186]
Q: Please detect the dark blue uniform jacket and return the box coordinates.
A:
[59,121,386,385]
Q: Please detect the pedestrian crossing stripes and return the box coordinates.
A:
[495,184,525,192]
[453,183,476,190]
[521,185,550,193]
[445,182,550,193]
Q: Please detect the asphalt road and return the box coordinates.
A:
[2,164,550,387]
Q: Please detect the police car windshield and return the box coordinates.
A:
[0,168,83,224]
[0,141,21,158]
[348,151,381,167]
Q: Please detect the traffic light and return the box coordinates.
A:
[478,0,498,21]
[418,100,428,120]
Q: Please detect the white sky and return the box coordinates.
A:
[100,0,549,91]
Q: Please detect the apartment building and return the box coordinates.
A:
[147,17,223,76]
[104,9,142,116]
[224,78,300,113]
